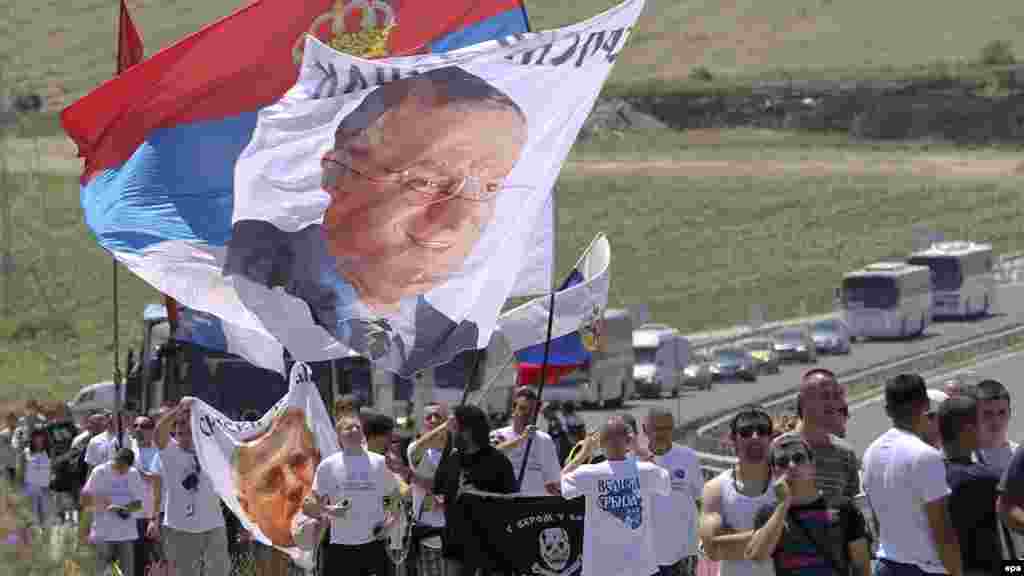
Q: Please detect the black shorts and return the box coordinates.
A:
[325,539,391,576]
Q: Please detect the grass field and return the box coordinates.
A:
[2,127,1023,400]
[2,0,1022,119]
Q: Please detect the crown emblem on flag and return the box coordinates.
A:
[293,0,397,65]
[580,304,605,353]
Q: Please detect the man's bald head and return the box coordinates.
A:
[600,416,631,460]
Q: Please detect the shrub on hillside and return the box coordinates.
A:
[689,66,713,82]
[980,40,1015,66]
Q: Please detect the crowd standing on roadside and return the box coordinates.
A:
[4,365,1024,576]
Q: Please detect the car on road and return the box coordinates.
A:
[740,339,782,374]
[810,318,852,355]
[710,347,758,382]
[682,350,714,390]
[772,328,817,364]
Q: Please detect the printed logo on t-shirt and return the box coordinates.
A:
[342,469,374,491]
[597,477,642,529]
[670,468,688,491]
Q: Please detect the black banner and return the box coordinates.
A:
[462,494,585,576]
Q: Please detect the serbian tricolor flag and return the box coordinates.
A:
[65,0,642,377]
[500,234,612,386]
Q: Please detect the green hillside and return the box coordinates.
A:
[2,0,1022,110]
[3,128,1023,397]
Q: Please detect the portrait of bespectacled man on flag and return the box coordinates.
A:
[224,66,529,373]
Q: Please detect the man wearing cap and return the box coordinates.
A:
[490,387,561,496]
[742,435,871,576]
[923,389,950,449]
[779,369,860,505]
[861,373,961,576]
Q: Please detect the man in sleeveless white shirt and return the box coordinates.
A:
[698,406,776,576]
[862,373,961,576]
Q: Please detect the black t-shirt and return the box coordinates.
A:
[946,457,1002,573]
[753,496,866,576]
[433,445,516,565]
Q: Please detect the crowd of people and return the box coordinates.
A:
[0,368,1022,576]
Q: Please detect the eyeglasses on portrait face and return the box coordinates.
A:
[321,152,507,206]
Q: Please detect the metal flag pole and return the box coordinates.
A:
[516,286,556,492]
[113,258,123,447]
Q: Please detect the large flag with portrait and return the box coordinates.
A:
[190,362,339,568]
[65,0,645,377]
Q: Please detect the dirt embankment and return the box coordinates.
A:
[567,155,1024,178]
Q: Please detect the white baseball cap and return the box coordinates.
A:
[926,389,950,414]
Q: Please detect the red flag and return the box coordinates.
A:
[117,0,144,74]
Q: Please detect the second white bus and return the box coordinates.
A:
[907,241,996,319]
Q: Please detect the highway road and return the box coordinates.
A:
[573,283,1024,434]
[845,349,1024,456]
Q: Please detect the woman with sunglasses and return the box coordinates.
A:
[744,435,871,576]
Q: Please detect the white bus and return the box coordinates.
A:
[839,262,933,340]
[907,241,996,319]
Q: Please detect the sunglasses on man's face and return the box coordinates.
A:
[773,451,811,469]
[735,423,772,439]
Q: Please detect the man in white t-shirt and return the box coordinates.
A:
[492,387,561,496]
[303,414,401,576]
[862,373,961,576]
[561,414,670,576]
[637,407,702,576]
[82,447,147,576]
[153,398,229,576]
[85,411,122,472]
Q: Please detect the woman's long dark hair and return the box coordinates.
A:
[453,404,491,450]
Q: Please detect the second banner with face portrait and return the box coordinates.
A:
[190,362,338,568]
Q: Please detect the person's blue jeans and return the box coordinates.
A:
[874,558,944,576]
[24,484,52,527]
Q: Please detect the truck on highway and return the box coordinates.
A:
[632,324,689,398]
[839,262,933,340]
[525,308,635,408]
[907,241,996,319]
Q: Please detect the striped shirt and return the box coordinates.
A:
[776,431,860,504]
